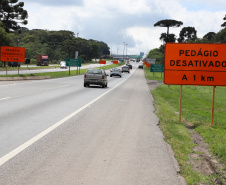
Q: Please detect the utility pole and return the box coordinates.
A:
[126,44,128,60]
[123,42,125,59]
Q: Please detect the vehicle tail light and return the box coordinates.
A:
[84,74,86,78]
[102,75,104,79]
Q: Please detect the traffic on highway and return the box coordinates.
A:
[0,62,181,185]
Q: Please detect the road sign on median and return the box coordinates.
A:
[66,58,81,67]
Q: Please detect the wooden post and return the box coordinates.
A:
[6,62,8,75]
[211,86,216,125]
[179,85,182,122]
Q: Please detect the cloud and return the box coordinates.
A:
[21,0,226,56]
[23,0,84,7]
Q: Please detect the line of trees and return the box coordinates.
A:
[148,15,226,64]
[9,29,110,63]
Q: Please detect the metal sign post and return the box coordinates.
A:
[66,58,82,75]
[211,86,216,125]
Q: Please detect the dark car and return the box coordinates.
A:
[138,63,143,69]
[8,62,21,67]
[126,63,132,69]
[121,66,130,73]
[84,68,108,88]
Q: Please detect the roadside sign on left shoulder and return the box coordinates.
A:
[0,46,25,62]
[66,58,81,67]
[99,60,106,64]
[112,60,118,64]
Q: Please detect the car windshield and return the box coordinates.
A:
[112,68,119,71]
[87,69,102,74]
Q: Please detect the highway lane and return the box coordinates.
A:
[0,62,182,184]
[0,64,136,159]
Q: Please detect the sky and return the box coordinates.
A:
[21,0,226,57]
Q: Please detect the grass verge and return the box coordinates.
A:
[144,65,226,184]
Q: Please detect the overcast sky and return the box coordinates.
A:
[22,0,226,56]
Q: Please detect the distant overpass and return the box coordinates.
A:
[111,54,142,60]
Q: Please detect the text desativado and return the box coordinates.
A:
[170,49,226,68]
[1,48,24,56]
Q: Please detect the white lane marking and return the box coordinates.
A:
[0,74,133,166]
[60,85,69,88]
[0,97,11,101]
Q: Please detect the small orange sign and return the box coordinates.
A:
[164,43,226,86]
[0,46,25,62]
[99,60,106,64]
[112,60,118,64]
[146,63,151,68]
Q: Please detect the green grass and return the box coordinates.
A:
[144,66,164,81]
[144,65,226,184]
[0,63,125,78]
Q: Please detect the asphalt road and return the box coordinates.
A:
[0,63,182,185]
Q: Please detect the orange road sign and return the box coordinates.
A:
[0,46,25,63]
[99,60,106,64]
[146,63,151,68]
[164,43,226,86]
[112,60,118,64]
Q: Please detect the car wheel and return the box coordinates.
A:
[84,83,86,87]
[102,84,105,88]
[105,83,108,87]
[120,75,121,78]
[110,75,112,77]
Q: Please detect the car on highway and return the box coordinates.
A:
[110,68,121,77]
[126,63,132,69]
[60,61,67,69]
[138,63,143,69]
[121,66,130,73]
[8,62,20,67]
[84,68,108,88]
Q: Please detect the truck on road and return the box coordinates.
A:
[36,55,49,66]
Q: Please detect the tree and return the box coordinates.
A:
[0,0,28,33]
[203,32,216,42]
[160,33,176,43]
[178,27,197,43]
[154,19,183,42]
[0,22,11,46]
[147,48,164,64]
[221,14,226,27]
[215,27,226,43]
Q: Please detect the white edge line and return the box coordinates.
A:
[0,75,132,166]
[0,97,11,101]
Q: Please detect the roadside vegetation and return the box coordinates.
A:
[144,66,226,185]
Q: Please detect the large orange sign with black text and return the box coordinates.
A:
[164,43,226,86]
[0,46,25,62]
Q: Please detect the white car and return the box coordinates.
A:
[60,61,67,69]
[110,68,122,77]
